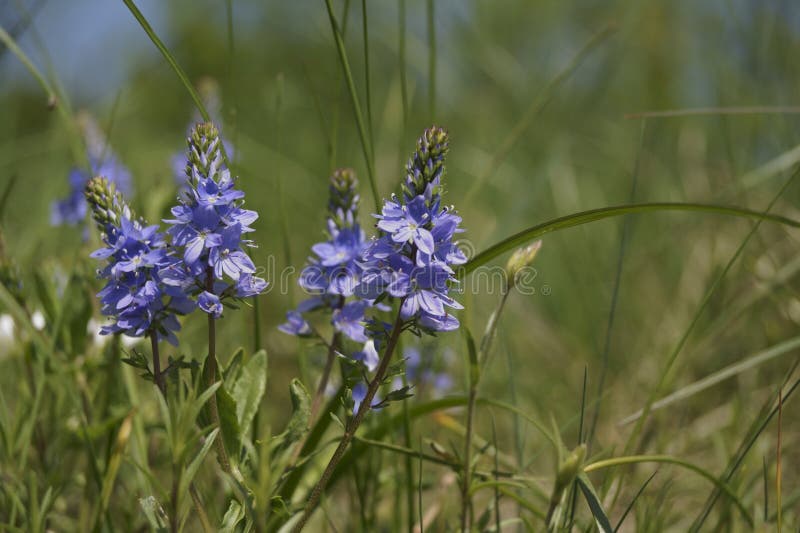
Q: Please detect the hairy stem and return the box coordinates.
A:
[206,311,232,473]
[291,309,406,532]
[150,331,166,396]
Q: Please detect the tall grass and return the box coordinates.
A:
[1,1,800,531]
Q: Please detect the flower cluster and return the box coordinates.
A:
[86,177,191,344]
[358,127,465,332]
[163,122,267,318]
[279,169,371,346]
[52,113,132,229]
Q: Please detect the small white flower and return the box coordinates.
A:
[31,310,46,331]
[0,313,14,343]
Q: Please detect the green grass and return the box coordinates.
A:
[1,0,800,531]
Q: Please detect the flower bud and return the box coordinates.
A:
[555,443,586,492]
[84,176,127,235]
[506,240,542,291]
[403,126,449,200]
[186,122,223,183]
[328,168,360,228]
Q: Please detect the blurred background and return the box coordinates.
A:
[2,0,800,528]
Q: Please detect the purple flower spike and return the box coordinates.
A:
[164,123,267,318]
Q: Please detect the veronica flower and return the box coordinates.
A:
[279,169,370,343]
[85,177,191,345]
[399,346,454,397]
[357,126,465,333]
[164,122,267,317]
[52,114,132,229]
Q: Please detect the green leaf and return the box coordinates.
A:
[224,347,245,382]
[219,499,246,533]
[180,427,220,496]
[217,384,242,464]
[576,473,613,533]
[330,412,345,430]
[461,202,800,277]
[231,350,268,433]
[284,379,311,445]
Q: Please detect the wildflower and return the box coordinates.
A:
[358,127,465,333]
[164,122,267,317]
[278,311,312,337]
[399,346,454,397]
[279,169,369,342]
[86,177,190,345]
[52,113,132,229]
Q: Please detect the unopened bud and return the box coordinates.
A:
[555,444,586,492]
[506,240,542,291]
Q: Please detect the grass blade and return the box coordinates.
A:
[461,201,800,277]
[577,473,613,533]
[624,170,798,455]
[463,25,615,205]
[120,0,229,163]
[619,334,800,425]
[614,470,657,532]
[322,0,380,212]
[427,0,436,119]
[690,374,799,530]
[584,455,752,526]
[587,120,644,452]
[0,24,84,164]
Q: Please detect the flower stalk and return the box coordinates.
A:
[292,308,406,532]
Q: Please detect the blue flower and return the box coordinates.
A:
[53,114,132,231]
[376,196,435,254]
[332,300,370,343]
[198,291,223,319]
[279,169,370,343]
[85,177,190,345]
[403,346,454,396]
[358,127,463,333]
[164,123,267,318]
[278,310,312,337]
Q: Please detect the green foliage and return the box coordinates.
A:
[2,0,800,530]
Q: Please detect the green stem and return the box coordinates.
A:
[310,332,341,423]
[462,291,510,531]
[291,309,406,532]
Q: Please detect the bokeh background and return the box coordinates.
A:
[2,0,800,529]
